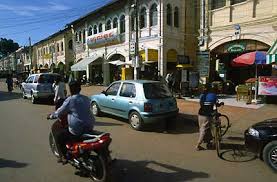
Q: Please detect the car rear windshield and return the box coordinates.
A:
[38,74,59,84]
[143,83,172,99]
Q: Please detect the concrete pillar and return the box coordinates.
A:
[145,48,148,62]
[146,10,150,36]
[86,64,90,81]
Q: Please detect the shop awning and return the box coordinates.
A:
[108,60,132,66]
[266,40,277,64]
[71,56,99,71]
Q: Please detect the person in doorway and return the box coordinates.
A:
[47,81,95,163]
[53,76,67,110]
[196,83,218,151]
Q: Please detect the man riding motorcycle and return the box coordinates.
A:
[47,80,95,163]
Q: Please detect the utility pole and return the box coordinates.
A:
[134,0,139,80]
[29,37,33,73]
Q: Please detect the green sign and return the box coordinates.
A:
[227,42,246,53]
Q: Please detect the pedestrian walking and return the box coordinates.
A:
[6,74,13,92]
[53,76,67,110]
[196,83,218,151]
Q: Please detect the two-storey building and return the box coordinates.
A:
[70,0,198,85]
[198,0,277,85]
[32,28,74,76]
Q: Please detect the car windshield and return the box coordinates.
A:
[143,82,172,99]
[38,74,58,84]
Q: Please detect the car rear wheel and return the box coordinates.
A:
[22,89,27,99]
[31,94,38,104]
[129,111,144,131]
[263,141,277,172]
[91,102,101,116]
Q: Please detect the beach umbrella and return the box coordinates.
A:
[232,51,267,102]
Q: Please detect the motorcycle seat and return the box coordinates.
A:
[81,131,109,143]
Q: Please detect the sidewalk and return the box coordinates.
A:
[81,85,277,134]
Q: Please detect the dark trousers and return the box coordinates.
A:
[54,128,79,157]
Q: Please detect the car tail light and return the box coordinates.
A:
[144,103,153,112]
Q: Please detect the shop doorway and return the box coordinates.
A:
[210,40,270,86]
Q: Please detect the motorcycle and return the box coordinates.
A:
[48,119,112,182]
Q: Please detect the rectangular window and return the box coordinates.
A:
[231,0,246,5]
[120,83,136,98]
[143,83,172,99]
[211,0,226,10]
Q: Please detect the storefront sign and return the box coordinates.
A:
[258,76,277,95]
[197,51,209,77]
[226,42,246,53]
[87,29,121,48]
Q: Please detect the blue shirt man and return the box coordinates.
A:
[52,94,95,135]
[198,92,218,116]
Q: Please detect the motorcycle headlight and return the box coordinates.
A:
[248,127,259,137]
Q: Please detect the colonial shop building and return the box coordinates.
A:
[32,28,74,75]
[70,0,198,85]
[199,0,277,85]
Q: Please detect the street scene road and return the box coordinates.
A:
[0,82,276,182]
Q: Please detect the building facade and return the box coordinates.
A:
[32,28,74,76]
[70,0,198,85]
[199,0,277,84]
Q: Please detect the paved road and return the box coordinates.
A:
[0,84,276,182]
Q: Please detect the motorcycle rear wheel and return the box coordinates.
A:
[87,152,111,182]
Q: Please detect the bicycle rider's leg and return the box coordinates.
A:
[196,115,210,150]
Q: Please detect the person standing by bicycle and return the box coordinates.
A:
[196,83,218,151]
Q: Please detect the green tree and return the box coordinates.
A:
[0,38,19,59]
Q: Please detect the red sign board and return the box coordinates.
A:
[258,76,277,95]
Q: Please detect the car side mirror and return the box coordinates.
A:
[101,90,107,96]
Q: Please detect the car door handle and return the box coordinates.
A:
[129,101,133,104]
[111,98,115,101]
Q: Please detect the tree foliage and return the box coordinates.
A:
[0,38,19,58]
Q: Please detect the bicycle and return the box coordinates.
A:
[211,102,231,157]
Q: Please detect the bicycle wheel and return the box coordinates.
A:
[218,114,230,137]
[215,126,221,157]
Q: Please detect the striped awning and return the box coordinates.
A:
[266,40,277,64]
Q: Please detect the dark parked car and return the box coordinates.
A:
[245,118,277,172]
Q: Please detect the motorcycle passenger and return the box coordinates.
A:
[196,83,218,151]
[48,80,95,163]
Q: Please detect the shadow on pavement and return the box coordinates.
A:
[0,158,28,168]
[112,159,209,182]
[218,143,257,162]
[143,113,199,134]
[0,91,22,101]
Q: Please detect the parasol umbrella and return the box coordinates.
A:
[232,51,267,103]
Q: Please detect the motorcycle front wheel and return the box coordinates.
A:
[87,151,111,182]
[49,132,61,158]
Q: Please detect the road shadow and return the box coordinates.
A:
[0,158,28,168]
[0,91,22,101]
[99,112,199,134]
[143,113,199,134]
[218,143,257,162]
[111,159,209,182]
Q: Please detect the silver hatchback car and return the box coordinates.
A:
[22,73,60,104]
